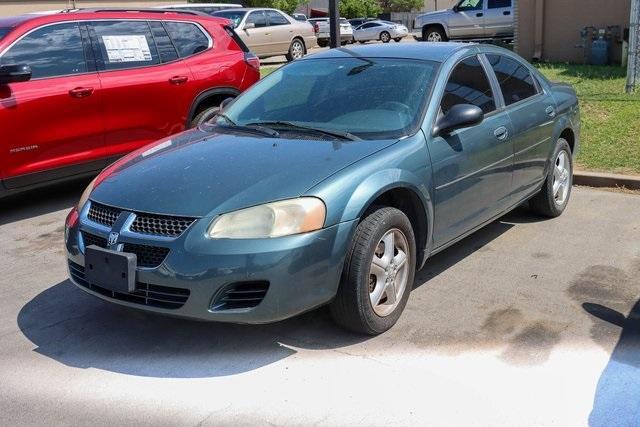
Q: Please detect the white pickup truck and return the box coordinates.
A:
[308,18,354,47]
[412,0,513,42]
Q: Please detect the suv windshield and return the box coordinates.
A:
[221,58,439,140]
[212,10,247,27]
[0,28,9,39]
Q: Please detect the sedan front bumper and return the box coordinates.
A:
[65,202,357,324]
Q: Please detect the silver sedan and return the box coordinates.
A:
[353,20,408,43]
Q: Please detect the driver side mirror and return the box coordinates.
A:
[244,22,255,30]
[433,104,484,136]
[220,97,234,111]
[0,64,32,85]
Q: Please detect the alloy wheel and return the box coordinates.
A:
[553,150,571,206]
[368,228,410,317]
[291,40,304,59]
[380,32,390,43]
[427,31,442,42]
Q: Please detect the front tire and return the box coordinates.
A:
[380,31,391,43]
[285,38,305,61]
[529,138,573,217]
[394,37,402,42]
[330,207,416,335]
[423,26,447,42]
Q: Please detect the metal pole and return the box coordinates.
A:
[329,0,340,48]
[626,0,640,93]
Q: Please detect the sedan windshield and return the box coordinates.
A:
[212,10,247,27]
[221,57,439,140]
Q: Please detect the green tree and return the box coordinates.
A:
[339,0,381,19]
[243,0,308,14]
[380,0,423,12]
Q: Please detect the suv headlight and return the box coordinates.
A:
[208,197,326,239]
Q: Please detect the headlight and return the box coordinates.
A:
[208,197,326,239]
[77,177,96,210]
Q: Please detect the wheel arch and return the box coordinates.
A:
[338,171,434,271]
[186,87,241,127]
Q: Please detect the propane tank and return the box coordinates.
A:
[590,29,609,65]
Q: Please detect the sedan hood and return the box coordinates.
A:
[90,128,397,217]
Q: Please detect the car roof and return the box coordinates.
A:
[161,3,242,6]
[305,42,475,63]
[0,9,226,30]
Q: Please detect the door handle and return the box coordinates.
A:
[476,12,484,17]
[68,87,94,98]
[169,75,188,85]
[494,126,509,141]
[503,10,511,15]
[545,105,556,118]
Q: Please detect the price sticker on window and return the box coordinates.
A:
[102,35,152,63]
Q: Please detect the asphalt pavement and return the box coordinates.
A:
[1,184,639,426]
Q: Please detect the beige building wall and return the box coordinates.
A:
[516,0,630,64]
[423,0,457,12]
[0,0,177,17]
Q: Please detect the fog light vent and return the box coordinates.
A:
[211,281,269,311]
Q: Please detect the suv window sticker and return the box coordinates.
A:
[102,35,152,63]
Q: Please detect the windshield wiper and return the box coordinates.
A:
[246,121,361,141]
[214,114,280,137]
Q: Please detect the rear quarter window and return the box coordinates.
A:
[163,22,210,57]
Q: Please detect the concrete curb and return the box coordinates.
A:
[574,170,640,190]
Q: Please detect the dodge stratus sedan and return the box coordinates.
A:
[65,43,579,334]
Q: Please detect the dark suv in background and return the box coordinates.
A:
[0,9,259,196]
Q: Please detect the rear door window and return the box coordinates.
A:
[486,54,538,105]
[0,22,87,79]
[266,10,289,26]
[90,20,160,71]
[441,55,496,115]
[163,22,210,57]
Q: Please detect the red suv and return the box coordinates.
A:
[0,9,259,196]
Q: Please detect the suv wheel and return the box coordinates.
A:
[380,31,391,43]
[190,106,220,128]
[286,38,305,61]
[330,207,416,335]
[424,26,447,42]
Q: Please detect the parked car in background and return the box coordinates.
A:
[348,17,376,28]
[291,13,307,21]
[353,20,408,43]
[308,17,353,47]
[65,43,579,335]
[0,9,259,197]
[213,8,316,60]
[412,0,513,42]
[156,3,243,15]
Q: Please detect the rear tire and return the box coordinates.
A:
[529,138,573,217]
[285,38,305,61]
[330,207,416,335]
[423,26,447,42]
[380,31,391,43]
[317,40,328,48]
[190,106,219,128]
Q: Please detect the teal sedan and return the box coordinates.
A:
[65,43,579,335]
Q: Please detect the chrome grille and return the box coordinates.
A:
[130,213,195,237]
[87,202,121,227]
[69,261,189,309]
[82,232,169,269]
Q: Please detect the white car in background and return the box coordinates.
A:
[353,20,408,43]
[308,17,353,47]
[156,3,242,14]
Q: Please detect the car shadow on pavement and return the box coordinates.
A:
[17,280,368,379]
[583,301,640,425]
[0,178,89,226]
